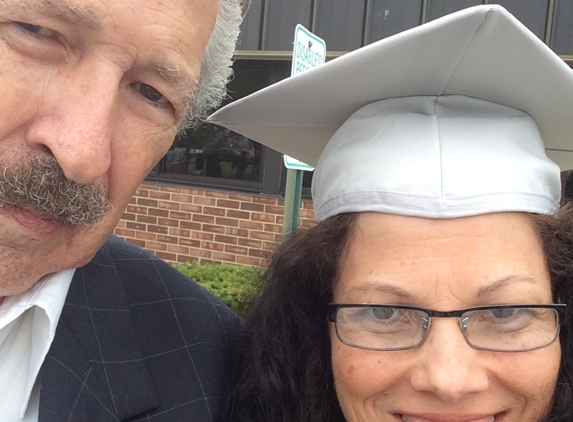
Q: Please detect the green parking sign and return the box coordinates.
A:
[283,25,326,172]
[291,24,326,76]
[282,25,326,237]
[283,155,314,171]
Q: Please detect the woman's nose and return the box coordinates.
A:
[409,319,490,403]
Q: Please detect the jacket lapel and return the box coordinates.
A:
[39,241,160,421]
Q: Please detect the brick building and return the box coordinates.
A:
[114,183,315,265]
[114,0,573,265]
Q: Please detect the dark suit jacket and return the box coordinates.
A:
[38,236,241,421]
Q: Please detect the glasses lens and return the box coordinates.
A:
[461,307,559,352]
[335,306,428,350]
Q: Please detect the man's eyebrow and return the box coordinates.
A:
[152,61,198,105]
[10,0,101,30]
[476,276,538,297]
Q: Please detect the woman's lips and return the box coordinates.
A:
[399,413,500,422]
[2,206,59,239]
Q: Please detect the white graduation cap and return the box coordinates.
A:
[208,5,573,221]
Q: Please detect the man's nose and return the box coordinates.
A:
[409,319,489,403]
[25,68,118,185]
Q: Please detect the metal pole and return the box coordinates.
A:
[291,169,304,233]
[282,168,297,237]
[282,168,304,237]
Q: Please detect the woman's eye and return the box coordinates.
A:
[16,22,58,40]
[482,307,532,325]
[491,308,518,319]
[132,82,171,107]
[371,307,398,321]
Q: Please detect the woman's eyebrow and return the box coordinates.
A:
[345,276,540,300]
[344,283,414,299]
[6,0,101,30]
[476,276,538,298]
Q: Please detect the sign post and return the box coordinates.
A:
[282,25,326,237]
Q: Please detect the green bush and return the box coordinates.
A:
[174,262,263,318]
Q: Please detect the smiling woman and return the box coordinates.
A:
[210,5,573,422]
[228,207,573,422]
[331,212,562,421]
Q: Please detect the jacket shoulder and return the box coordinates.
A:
[101,235,240,329]
[99,236,242,420]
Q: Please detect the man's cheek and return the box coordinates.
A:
[0,57,41,117]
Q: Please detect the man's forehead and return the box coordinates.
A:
[1,0,218,115]
[2,0,216,33]
[1,0,101,29]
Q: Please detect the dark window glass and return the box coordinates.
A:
[302,169,313,190]
[156,60,290,188]
[315,0,366,51]
[367,0,423,44]
[427,0,483,21]
[280,167,314,196]
[163,128,262,182]
[263,0,313,50]
[491,0,549,41]
[551,0,573,55]
[563,170,573,202]
[237,0,263,50]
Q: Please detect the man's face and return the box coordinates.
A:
[0,0,219,296]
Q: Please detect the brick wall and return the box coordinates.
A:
[113,182,315,266]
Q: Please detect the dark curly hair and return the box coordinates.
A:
[224,206,573,422]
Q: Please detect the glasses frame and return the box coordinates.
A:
[328,303,568,353]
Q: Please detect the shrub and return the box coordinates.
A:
[174,262,263,318]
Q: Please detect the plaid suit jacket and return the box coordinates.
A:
[38,236,241,421]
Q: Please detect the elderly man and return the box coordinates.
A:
[0,0,245,420]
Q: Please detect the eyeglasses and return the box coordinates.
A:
[328,304,567,352]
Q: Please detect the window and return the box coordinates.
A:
[237,0,264,50]
[427,0,483,22]
[315,0,366,51]
[162,127,262,182]
[149,60,290,193]
[367,0,423,44]
[492,0,549,41]
[551,0,573,55]
[263,0,313,50]
[563,170,573,202]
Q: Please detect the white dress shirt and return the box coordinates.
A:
[0,269,74,422]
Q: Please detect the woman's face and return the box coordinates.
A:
[331,212,560,422]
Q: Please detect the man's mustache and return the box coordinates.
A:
[0,152,110,227]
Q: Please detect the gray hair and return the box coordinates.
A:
[179,0,243,130]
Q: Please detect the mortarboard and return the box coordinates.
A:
[209,5,573,221]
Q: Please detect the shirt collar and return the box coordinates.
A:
[0,269,74,329]
[0,269,75,418]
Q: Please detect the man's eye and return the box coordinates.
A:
[16,22,58,40]
[133,82,170,105]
